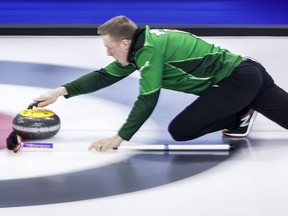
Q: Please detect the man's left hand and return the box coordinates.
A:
[88,134,124,152]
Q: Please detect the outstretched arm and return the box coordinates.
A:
[34,66,132,107]
[88,90,160,152]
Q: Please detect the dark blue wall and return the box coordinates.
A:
[0,0,287,25]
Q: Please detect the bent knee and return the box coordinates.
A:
[168,124,187,141]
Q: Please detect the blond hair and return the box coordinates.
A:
[97,16,138,42]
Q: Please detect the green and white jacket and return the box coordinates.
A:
[64,26,244,140]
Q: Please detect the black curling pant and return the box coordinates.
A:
[168,59,288,141]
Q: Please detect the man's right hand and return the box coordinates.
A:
[34,86,68,108]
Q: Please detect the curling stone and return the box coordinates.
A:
[12,102,61,140]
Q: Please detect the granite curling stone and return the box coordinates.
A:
[12,103,61,140]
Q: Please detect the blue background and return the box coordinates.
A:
[0,0,287,25]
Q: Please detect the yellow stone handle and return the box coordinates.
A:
[19,109,55,118]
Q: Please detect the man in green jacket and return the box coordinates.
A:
[34,15,288,152]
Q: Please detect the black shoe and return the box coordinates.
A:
[222,109,258,137]
[6,131,22,153]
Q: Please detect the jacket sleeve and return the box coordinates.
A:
[63,69,127,98]
[63,61,136,98]
[118,89,160,140]
[118,46,164,140]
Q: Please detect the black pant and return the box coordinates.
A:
[168,59,288,141]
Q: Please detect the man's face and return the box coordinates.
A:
[101,35,131,66]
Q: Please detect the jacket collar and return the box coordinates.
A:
[127,27,146,63]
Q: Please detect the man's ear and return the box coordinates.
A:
[121,39,131,50]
